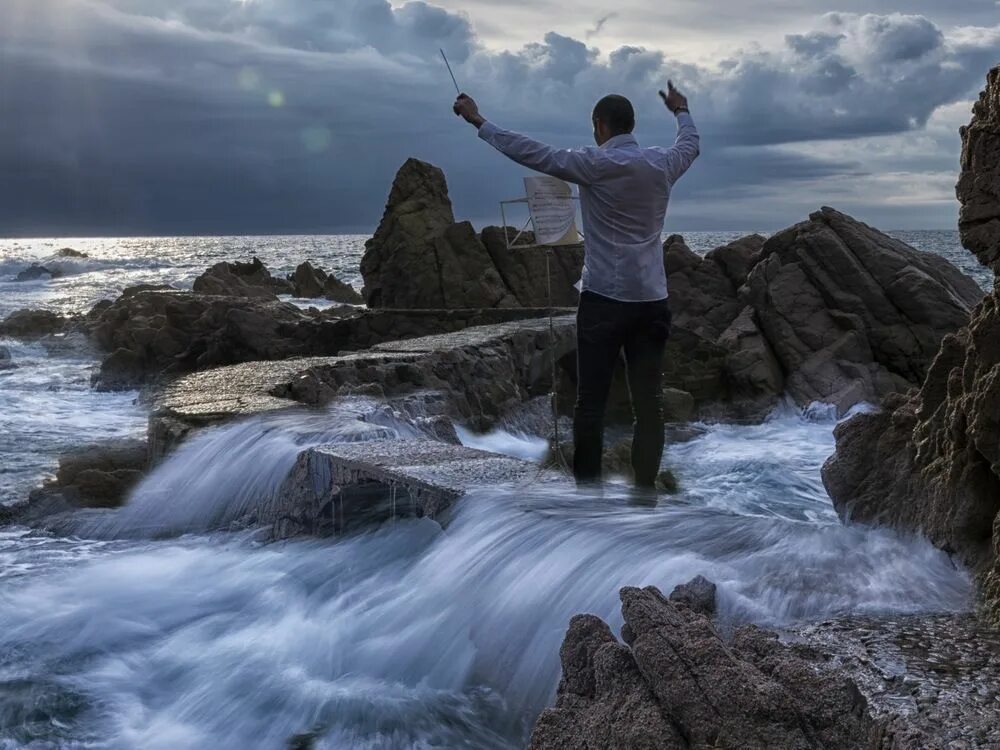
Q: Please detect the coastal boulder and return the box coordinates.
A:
[88,289,356,389]
[746,207,983,413]
[192,257,286,299]
[530,579,875,749]
[289,261,364,304]
[0,309,68,339]
[822,66,1000,624]
[17,438,148,516]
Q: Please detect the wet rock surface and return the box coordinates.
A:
[11,438,148,524]
[150,317,575,458]
[529,580,878,750]
[266,439,561,539]
[791,614,1000,749]
[823,67,1000,624]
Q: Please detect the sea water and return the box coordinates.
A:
[0,231,984,748]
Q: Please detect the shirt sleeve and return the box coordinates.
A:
[478,121,600,185]
[658,112,700,183]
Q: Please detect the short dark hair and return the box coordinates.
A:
[592,94,635,135]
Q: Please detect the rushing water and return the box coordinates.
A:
[0,231,984,748]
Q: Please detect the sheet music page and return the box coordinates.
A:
[524,176,580,246]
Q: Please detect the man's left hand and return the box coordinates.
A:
[453,94,485,128]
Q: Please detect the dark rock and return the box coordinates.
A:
[746,207,983,414]
[480,226,584,307]
[121,283,175,298]
[192,257,280,299]
[668,574,717,616]
[0,309,68,339]
[958,65,1000,272]
[323,274,363,305]
[12,438,148,520]
[361,158,582,309]
[14,263,59,282]
[0,345,14,371]
[289,261,364,304]
[661,387,695,422]
[822,67,1000,625]
[56,247,87,258]
[360,158,459,308]
[530,581,876,749]
[290,261,326,298]
[529,614,684,750]
[706,233,766,287]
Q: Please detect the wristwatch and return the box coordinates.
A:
[673,106,690,115]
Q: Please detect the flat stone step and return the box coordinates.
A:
[264,439,567,539]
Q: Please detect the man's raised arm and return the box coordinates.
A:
[453,94,599,185]
[657,81,700,183]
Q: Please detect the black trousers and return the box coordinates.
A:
[573,290,672,488]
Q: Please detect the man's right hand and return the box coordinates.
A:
[659,81,689,114]
[453,94,486,128]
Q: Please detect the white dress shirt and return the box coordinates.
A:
[478,112,700,302]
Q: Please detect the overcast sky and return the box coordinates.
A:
[1,0,997,236]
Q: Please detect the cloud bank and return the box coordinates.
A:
[0,0,996,234]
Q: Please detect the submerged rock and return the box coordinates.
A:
[823,66,1000,624]
[0,308,68,339]
[13,263,59,282]
[56,247,87,258]
[0,345,14,370]
[529,579,876,749]
[14,438,148,522]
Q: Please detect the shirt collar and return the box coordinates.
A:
[600,133,638,150]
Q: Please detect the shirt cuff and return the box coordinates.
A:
[675,111,694,127]
[477,120,500,142]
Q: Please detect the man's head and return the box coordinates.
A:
[592,94,635,145]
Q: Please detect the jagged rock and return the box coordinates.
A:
[56,247,87,258]
[480,226,584,307]
[88,289,356,389]
[746,207,983,414]
[290,261,326,298]
[0,309,68,339]
[823,67,1000,625]
[192,257,282,299]
[290,261,364,304]
[530,580,876,749]
[14,263,59,282]
[718,306,785,418]
[361,158,582,309]
[360,158,460,308]
[0,345,14,370]
[664,234,746,339]
[668,574,717,616]
[958,65,1000,272]
[706,233,766,287]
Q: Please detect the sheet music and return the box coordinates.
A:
[524,176,580,246]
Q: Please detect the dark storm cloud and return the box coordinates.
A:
[0,0,996,235]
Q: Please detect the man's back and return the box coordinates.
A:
[476,111,699,302]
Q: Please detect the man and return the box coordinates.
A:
[453,83,699,488]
